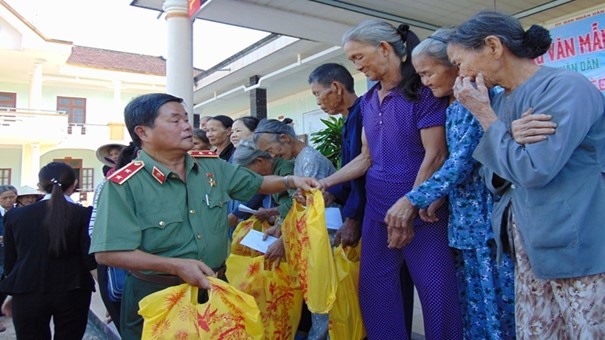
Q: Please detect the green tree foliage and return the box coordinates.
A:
[310,116,343,169]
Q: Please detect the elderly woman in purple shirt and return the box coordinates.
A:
[320,19,462,339]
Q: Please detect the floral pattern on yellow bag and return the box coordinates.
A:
[281,189,337,314]
[138,277,264,340]
[329,243,366,340]
[226,254,303,339]
[231,217,271,257]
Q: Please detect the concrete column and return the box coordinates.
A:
[21,143,40,186]
[163,0,194,122]
[28,60,44,110]
[112,80,123,121]
[249,75,267,120]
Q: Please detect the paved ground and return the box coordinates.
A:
[0,280,119,339]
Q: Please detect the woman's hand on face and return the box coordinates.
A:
[454,73,498,129]
[511,109,556,145]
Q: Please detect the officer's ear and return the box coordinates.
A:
[135,125,151,144]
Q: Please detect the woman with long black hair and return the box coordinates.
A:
[0,162,96,339]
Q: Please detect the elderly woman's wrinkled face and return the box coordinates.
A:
[205,120,231,147]
[0,190,17,210]
[344,40,389,82]
[412,54,458,99]
[230,120,254,148]
[447,43,497,88]
[255,134,294,160]
[245,157,273,176]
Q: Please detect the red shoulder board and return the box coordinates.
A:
[107,161,145,185]
[188,150,219,158]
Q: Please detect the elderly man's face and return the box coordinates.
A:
[255,134,294,160]
[310,82,341,115]
[137,102,194,152]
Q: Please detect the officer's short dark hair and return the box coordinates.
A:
[308,63,355,94]
[124,93,184,147]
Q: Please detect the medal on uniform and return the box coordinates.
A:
[206,173,216,187]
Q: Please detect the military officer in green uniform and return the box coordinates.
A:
[90,93,319,339]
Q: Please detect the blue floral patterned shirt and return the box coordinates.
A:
[406,101,493,249]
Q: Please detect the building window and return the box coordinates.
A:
[0,92,16,111]
[80,168,94,192]
[0,169,11,185]
[57,96,86,134]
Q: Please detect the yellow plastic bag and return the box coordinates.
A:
[329,243,366,340]
[281,189,337,314]
[231,217,271,257]
[138,277,264,340]
[226,254,303,339]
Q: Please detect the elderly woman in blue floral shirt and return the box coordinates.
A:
[405,28,516,339]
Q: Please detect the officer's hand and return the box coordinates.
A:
[333,218,361,247]
[264,237,285,267]
[173,258,215,289]
[290,176,321,191]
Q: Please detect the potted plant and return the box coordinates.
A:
[310,116,344,169]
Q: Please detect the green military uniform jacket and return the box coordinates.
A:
[90,150,263,270]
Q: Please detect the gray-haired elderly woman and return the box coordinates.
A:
[253,119,335,180]
[231,139,295,226]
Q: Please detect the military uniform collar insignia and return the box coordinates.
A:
[188,150,219,158]
[152,166,166,184]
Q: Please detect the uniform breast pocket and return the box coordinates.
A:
[204,191,230,234]
[138,209,187,253]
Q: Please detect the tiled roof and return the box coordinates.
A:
[67,46,203,77]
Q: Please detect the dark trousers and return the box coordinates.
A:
[12,289,92,340]
[97,264,122,331]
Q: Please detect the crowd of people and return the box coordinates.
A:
[0,9,603,340]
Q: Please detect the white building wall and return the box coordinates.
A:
[0,146,22,185]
